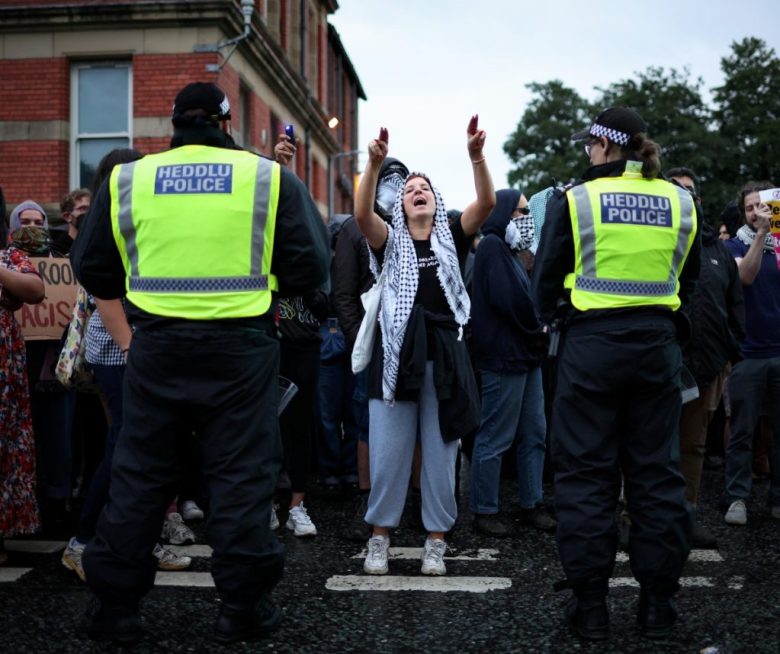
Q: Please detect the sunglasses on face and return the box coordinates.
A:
[512,206,531,217]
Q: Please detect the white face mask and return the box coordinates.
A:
[505,215,535,252]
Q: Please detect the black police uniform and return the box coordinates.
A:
[533,159,700,602]
[70,128,329,632]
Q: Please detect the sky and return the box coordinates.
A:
[330,0,779,210]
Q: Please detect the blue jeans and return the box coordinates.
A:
[724,356,780,506]
[470,367,546,514]
[316,357,358,485]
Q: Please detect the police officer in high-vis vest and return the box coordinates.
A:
[532,107,700,642]
[71,82,329,645]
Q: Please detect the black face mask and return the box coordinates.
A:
[374,172,405,220]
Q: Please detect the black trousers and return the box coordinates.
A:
[279,339,320,493]
[551,316,692,593]
[83,327,285,610]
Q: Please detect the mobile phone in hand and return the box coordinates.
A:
[285,124,295,142]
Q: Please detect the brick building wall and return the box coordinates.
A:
[0,0,364,220]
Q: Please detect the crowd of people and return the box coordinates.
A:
[0,83,778,646]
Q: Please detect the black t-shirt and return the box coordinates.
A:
[376,218,470,317]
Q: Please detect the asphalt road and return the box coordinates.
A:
[1,460,779,653]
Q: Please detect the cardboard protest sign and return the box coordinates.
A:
[14,257,79,340]
[759,188,780,269]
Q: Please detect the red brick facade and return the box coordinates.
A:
[0,0,364,220]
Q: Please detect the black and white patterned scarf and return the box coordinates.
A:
[736,224,774,253]
[368,172,470,402]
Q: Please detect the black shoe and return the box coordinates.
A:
[343,493,371,543]
[564,594,609,641]
[637,590,677,639]
[82,599,143,645]
[517,506,557,532]
[691,521,718,549]
[473,513,510,538]
[214,594,282,644]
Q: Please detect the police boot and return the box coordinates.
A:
[637,583,679,639]
[213,593,282,644]
[82,597,143,646]
[561,578,609,641]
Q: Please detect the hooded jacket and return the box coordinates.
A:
[681,222,744,385]
[471,189,544,373]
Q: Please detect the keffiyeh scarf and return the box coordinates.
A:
[368,173,470,402]
[736,224,774,253]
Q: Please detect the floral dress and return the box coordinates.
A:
[0,247,41,537]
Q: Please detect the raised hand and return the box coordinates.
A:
[274,133,296,167]
[467,114,486,163]
[368,127,389,166]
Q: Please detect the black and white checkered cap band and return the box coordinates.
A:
[590,123,630,146]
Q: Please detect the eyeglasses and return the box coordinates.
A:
[512,206,531,217]
[584,138,600,158]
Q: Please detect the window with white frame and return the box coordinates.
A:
[70,63,132,191]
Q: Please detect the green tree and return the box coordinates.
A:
[712,37,780,202]
[503,80,593,195]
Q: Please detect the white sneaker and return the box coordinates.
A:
[270,503,280,531]
[161,512,196,544]
[286,503,317,537]
[421,537,447,576]
[61,537,86,581]
[153,543,192,570]
[180,500,204,522]
[724,500,747,525]
[363,535,390,575]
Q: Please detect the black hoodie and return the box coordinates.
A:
[471,189,544,373]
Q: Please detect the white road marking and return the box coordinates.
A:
[326,575,512,593]
[610,576,716,588]
[155,571,214,587]
[0,567,33,582]
[727,576,744,590]
[615,550,723,563]
[4,540,66,554]
[351,547,499,561]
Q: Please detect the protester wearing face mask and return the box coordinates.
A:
[0,204,46,564]
[8,200,55,255]
[469,189,555,538]
[9,201,78,530]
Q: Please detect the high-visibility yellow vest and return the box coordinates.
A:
[564,162,697,311]
[109,145,280,319]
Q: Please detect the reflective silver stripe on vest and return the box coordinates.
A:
[128,276,268,293]
[570,184,597,276]
[251,157,273,276]
[671,185,695,274]
[117,155,274,292]
[570,181,696,296]
[117,161,139,277]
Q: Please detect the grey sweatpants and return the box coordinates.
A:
[365,362,459,533]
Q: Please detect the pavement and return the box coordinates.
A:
[1,459,779,653]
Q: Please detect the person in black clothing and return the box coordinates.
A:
[469,189,554,537]
[70,82,329,645]
[669,168,744,549]
[533,107,700,641]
